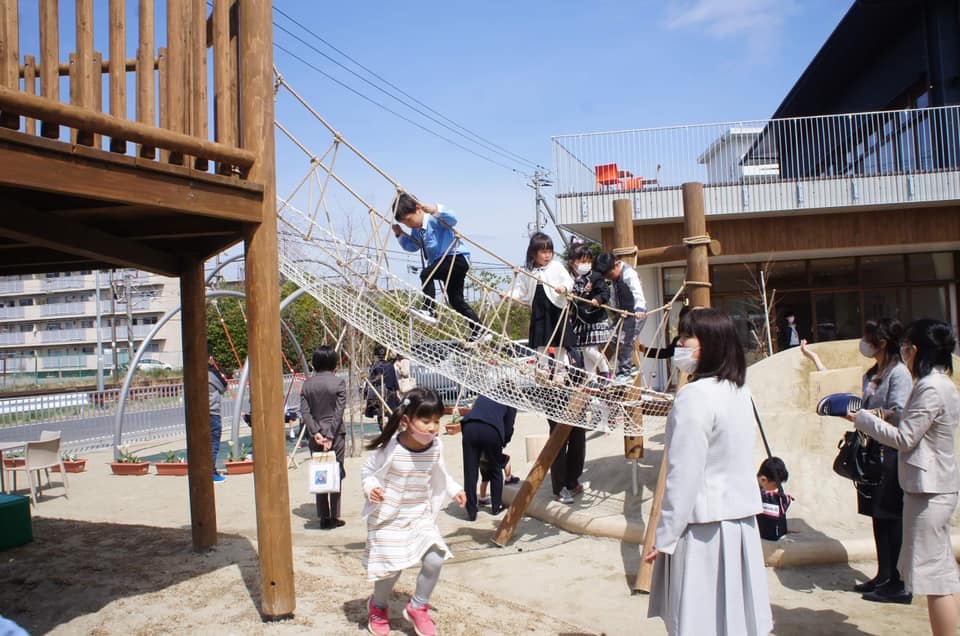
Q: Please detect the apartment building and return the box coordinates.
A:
[0,270,182,383]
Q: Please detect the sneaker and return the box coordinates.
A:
[556,487,574,504]
[403,601,436,636]
[571,483,587,496]
[613,370,638,384]
[409,308,438,326]
[478,497,491,506]
[213,474,226,484]
[367,597,390,636]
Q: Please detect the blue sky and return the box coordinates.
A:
[271,0,852,274]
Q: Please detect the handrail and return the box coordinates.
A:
[0,86,255,170]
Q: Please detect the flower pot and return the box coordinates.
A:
[110,461,150,476]
[2,458,25,469]
[53,459,87,473]
[155,462,189,476]
[225,460,254,475]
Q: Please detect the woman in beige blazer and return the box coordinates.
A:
[854,319,960,636]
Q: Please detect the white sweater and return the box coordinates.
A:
[508,260,574,309]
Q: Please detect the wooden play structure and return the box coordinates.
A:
[0,0,293,618]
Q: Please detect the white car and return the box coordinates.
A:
[136,358,172,372]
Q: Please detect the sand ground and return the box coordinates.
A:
[0,412,941,635]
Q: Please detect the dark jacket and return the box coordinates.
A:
[460,395,517,447]
[573,271,610,324]
[300,371,347,461]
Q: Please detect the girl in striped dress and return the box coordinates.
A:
[362,387,466,636]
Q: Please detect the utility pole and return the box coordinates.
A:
[95,270,104,391]
[528,169,571,250]
[124,272,135,366]
[109,270,119,382]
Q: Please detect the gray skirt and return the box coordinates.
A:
[648,516,772,635]
[900,491,960,595]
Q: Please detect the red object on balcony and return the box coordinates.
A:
[595,163,621,190]
[621,177,646,190]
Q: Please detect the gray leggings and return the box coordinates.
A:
[372,547,445,609]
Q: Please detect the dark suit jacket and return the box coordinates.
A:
[300,371,347,461]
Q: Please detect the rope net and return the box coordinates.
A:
[273,72,677,436]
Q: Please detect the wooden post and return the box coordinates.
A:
[240,0,295,618]
[157,46,168,163]
[0,0,20,130]
[635,182,710,593]
[108,0,126,153]
[191,0,208,171]
[91,51,102,149]
[612,199,644,459]
[166,0,186,165]
[180,256,217,549]
[39,0,59,139]
[75,0,94,146]
[136,0,155,158]
[22,55,35,136]
[213,0,238,175]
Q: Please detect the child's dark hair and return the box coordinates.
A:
[525,232,554,269]
[564,243,594,263]
[392,191,419,221]
[366,387,445,450]
[312,345,338,372]
[758,456,789,485]
[593,251,616,275]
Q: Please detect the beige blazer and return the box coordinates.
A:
[855,369,960,495]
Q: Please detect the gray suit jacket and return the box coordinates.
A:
[855,369,960,494]
[300,371,346,459]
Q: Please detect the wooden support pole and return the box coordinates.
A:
[157,46,168,163]
[75,0,94,146]
[180,255,217,549]
[91,50,102,149]
[22,55,35,136]
[0,0,20,130]
[191,0,208,171]
[240,0,295,618]
[108,0,126,153]
[166,0,186,165]
[635,182,710,593]
[39,0,59,138]
[136,0,155,158]
[213,0,238,175]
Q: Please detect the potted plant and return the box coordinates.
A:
[154,450,188,476]
[225,444,254,475]
[2,450,24,469]
[53,450,87,473]
[110,446,150,476]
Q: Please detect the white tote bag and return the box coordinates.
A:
[308,452,341,494]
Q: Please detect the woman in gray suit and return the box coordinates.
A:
[300,345,347,530]
[644,308,772,635]
[854,319,960,635]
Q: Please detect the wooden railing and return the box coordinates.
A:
[0,0,254,177]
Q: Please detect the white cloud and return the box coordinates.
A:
[665,0,799,39]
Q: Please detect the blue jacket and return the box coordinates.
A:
[461,395,516,447]
[396,205,469,266]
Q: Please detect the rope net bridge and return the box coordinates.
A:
[272,71,679,436]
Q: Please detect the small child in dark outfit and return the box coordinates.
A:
[757,456,792,541]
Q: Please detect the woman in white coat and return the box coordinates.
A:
[645,307,772,635]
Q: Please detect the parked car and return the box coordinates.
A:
[124,358,173,372]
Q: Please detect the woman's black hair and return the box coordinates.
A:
[904,318,955,378]
[678,307,746,386]
[366,387,445,450]
[312,345,338,372]
[373,345,387,360]
[525,232,554,269]
[392,191,419,221]
[758,456,789,484]
[863,317,904,377]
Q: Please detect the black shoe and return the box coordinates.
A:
[329,519,346,529]
[466,507,477,521]
[319,518,331,530]
[862,582,912,604]
[489,505,506,516]
[854,577,886,593]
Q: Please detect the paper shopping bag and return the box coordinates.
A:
[308,456,341,494]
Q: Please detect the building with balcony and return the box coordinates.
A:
[0,269,182,381]
[553,0,960,359]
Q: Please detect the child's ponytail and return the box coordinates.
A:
[365,386,445,450]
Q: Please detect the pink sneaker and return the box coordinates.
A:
[367,597,390,635]
[403,601,436,636]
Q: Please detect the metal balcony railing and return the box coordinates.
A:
[552,105,960,225]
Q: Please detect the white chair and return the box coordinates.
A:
[8,433,68,505]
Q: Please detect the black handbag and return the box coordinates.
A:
[833,430,883,485]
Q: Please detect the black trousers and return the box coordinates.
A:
[873,516,904,585]
[461,421,504,519]
[548,420,586,495]
[420,254,481,336]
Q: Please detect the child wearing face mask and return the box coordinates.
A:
[566,243,613,386]
[362,387,467,636]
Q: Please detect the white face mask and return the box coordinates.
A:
[576,263,591,275]
[859,340,878,358]
[674,346,699,374]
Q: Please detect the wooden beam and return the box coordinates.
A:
[0,130,262,222]
[0,201,180,275]
[0,86,256,169]
[21,56,157,78]
[634,240,721,266]
[240,0,295,618]
[181,255,218,549]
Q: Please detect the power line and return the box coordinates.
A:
[273,7,541,171]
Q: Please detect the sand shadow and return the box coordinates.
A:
[768,519,865,593]
[0,517,261,634]
[771,604,873,635]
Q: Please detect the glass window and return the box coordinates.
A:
[712,264,756,294]
[814,291,861,341]
[909,286,948,322]
[662,267,685,297]
[863,288,908,323]
[861,255,905,284]
[766,260,807,290]
[907,253,954,281]
[775,291,813,344]
[811,257,857,287]
[720,296,768,355]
